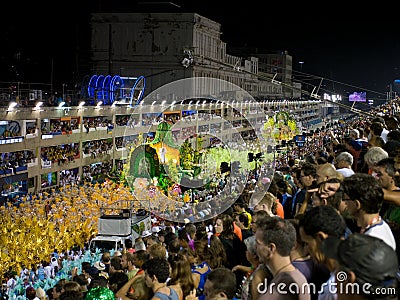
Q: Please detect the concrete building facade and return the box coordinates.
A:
[89,13,286,100]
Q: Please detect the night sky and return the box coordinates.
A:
[1,1,399,101]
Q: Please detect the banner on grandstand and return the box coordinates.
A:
[294,135,306,147]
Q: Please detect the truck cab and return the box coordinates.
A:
[89,235,127,253]
[89,203,151,253]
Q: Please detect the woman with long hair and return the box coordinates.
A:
[194,234,226,270]
[214,214,249,291]
[214,214,248,269]
[188,233,227,300]
[168,253,196,299]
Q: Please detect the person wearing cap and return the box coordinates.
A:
[321,233,398,300]
[141,230,153,247]
[152,225,161,237]
[135,237,147,252]
[113,250,122,258]
[342,173,396,251]
[94,261,109,280]
[100,252,111,273]
[142,230,152,239]
[347,128,363,172]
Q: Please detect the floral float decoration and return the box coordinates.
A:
[262,111,299,142]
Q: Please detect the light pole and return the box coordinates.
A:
[62,84,66,101]
[299,61,304,71]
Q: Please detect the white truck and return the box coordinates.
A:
[89,204,152,253]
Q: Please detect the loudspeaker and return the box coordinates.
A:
[220,162,230,173]
[248,153,254,162]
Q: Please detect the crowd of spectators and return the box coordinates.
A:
[82,139,113,159]
[82,162,115,183]
[83,117,113,133]
[0,150,35,173]
[41,144,80,165]
[2,99,400,299]
[1,128,21,138]
[115,115,140,127]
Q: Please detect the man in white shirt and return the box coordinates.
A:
[334,152,355,177]
[342,173,396,250]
